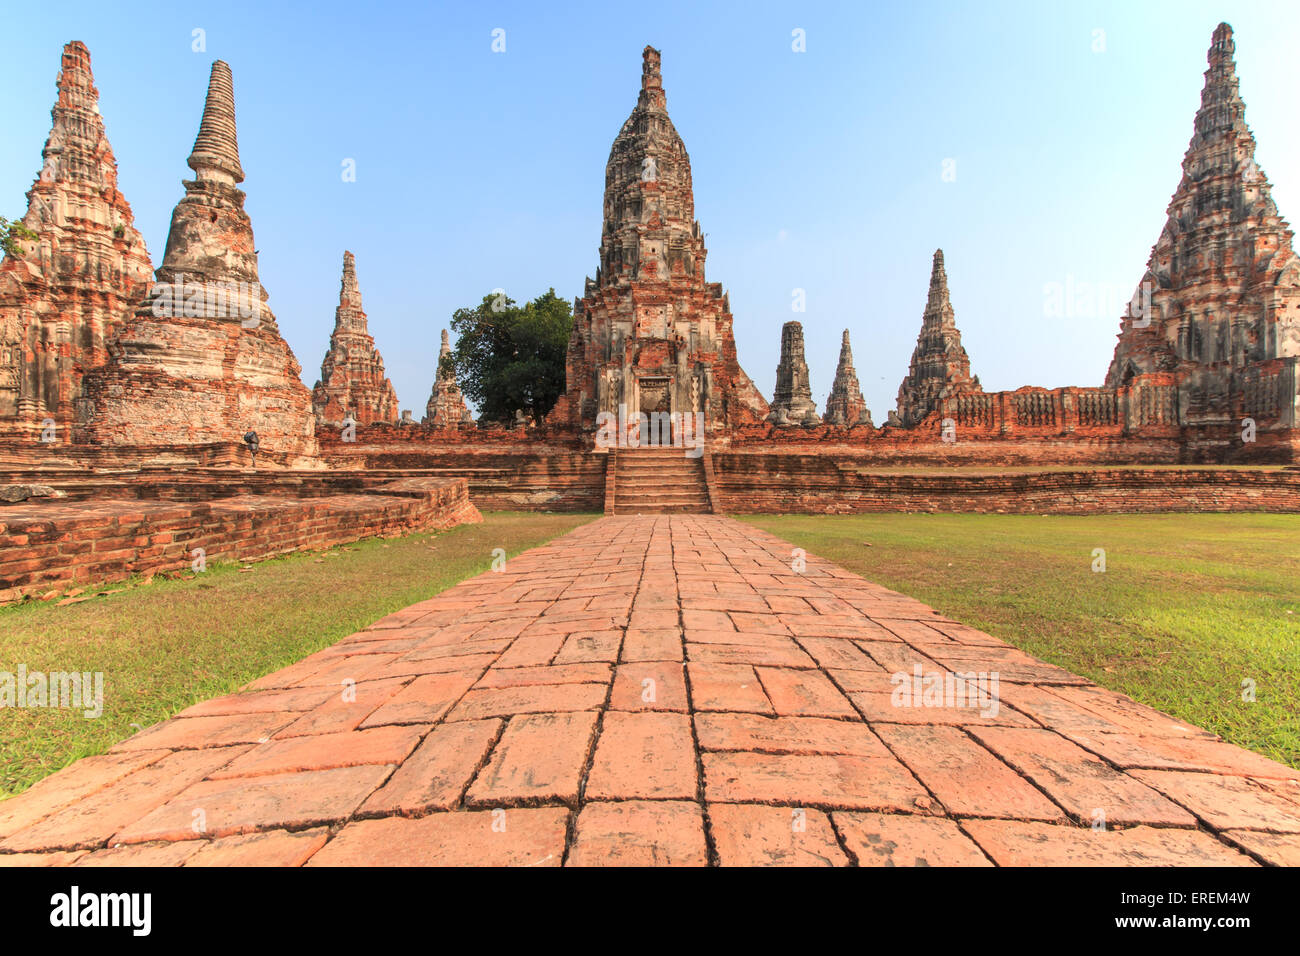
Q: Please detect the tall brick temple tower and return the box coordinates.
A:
[78,61,318,464]
[894,249,981,427]
[546,46,769,445]
[825,329,873,426]
[311,251,399,426]
[0,42,153,435]
[1105,23,1299,442]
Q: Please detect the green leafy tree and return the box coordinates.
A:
[449,289,572,424]
[0,216,38,259]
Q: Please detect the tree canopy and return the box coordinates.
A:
[448,288,572,424]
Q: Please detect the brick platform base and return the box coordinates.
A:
[1,516,1294,866]
[0,476,481,604]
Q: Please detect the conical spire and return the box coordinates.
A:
[425,327,472,425]
[1104,23,1297,387]
[0,40,152,424]
[639,45,666,109]
[440,328,451,359]
[895,249,980,427]
[338,250,361,314]
[187,60,244,184]
[825,329,872,427]
[923,249,955,328]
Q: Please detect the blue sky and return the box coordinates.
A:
[3,0,1298,418]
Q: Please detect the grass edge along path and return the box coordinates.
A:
[0,511,596,797]
[740,512,1300,770]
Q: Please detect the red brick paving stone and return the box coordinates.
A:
[756,667,857,718]
[695,713,889,757]
[210,724,426,780]
[620,628,684,662]
[765,595,813,614]
[1060,731,1300,780]
[849,690,1036,727]
[686,663,774,714]
[1127,770,1300,831]
[969,728,1198,827]
[686,641,816,668]
[924,621,1009,647]
[708,804,847,866]
[360,719,502,815]
[961,820,1256,866]
[877,618,949,643]
[872,725,1066,822]
[114,712,299,752]
[309,808,568,866]
[682,609,735,631]
[586,712,698,800]
[183,828,331,866]
[630,609,681,629]
[609,662,687,712]
[826,668,894,694]
[0,747,253,852]
[275,676,410,738]
[857,641,941,674]
[447,682,608,721]
[473,663,611,690]
[247,652,400,691]
[1042,685,1216,738]
[465,711,598,807]
[377,653,501,680]
[834,812,992,867]
[0,851,87,867]
[568,801,708,866]
[0,750,171,838]
[702,752,931,812]
[728,612,791,634]
[784,615,898,640]
[112,763,396,845]
[552,630,623,663]
[75,841,204,866]
[1221,830,1300,867]
[685,628,796,648]
[797,637,885,672]
[492,633,567,668]
[358,670,481,728]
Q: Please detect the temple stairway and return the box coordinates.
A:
[606,447,714,515]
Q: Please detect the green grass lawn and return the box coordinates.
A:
[0,512,595,797]
[741,513,1300,769]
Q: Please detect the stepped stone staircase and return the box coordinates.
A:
[605,447,718,515]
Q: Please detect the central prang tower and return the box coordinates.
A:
[547,46,768,443]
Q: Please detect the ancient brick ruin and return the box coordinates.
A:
[311,251,399,427]
[1105,22,1298,449]
[893,249,981,428]
[75,61,319,465]
[545,47,769,445]
[824,330,873,427]
[767,321,821,426]
[422,329,473,426]
[0,42,153,437]
[1,27,1300,606]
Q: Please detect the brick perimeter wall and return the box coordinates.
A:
[0,476,481,603]
[713,454,1300,514]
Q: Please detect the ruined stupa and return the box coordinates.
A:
[546,46,769,444]
[0,42,153,433]
[311,251,399,426]
[77,60,318,464]
[824,329,873,426]
[767,321,821,425]
[894,249,981,427]
[423,329,473,426]
[1105,23,1298,436]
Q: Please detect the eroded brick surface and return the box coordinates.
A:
[2,515,1294,866]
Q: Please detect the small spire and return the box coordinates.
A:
[639,46,666,109]
[840,329,852,355]
[187,60,244,184]
[340,250,359,307]
[1209,22,1234,64]
[927,249,950,313]
[57,41,94,94]
[440,328,451,357]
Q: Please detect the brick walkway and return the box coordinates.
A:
[2,515,1297,866]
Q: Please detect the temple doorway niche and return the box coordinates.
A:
[639,376,673,446]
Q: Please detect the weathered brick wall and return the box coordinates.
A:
[712,454,1300,514]
[321,439,605,512]
[0,476,480,603]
